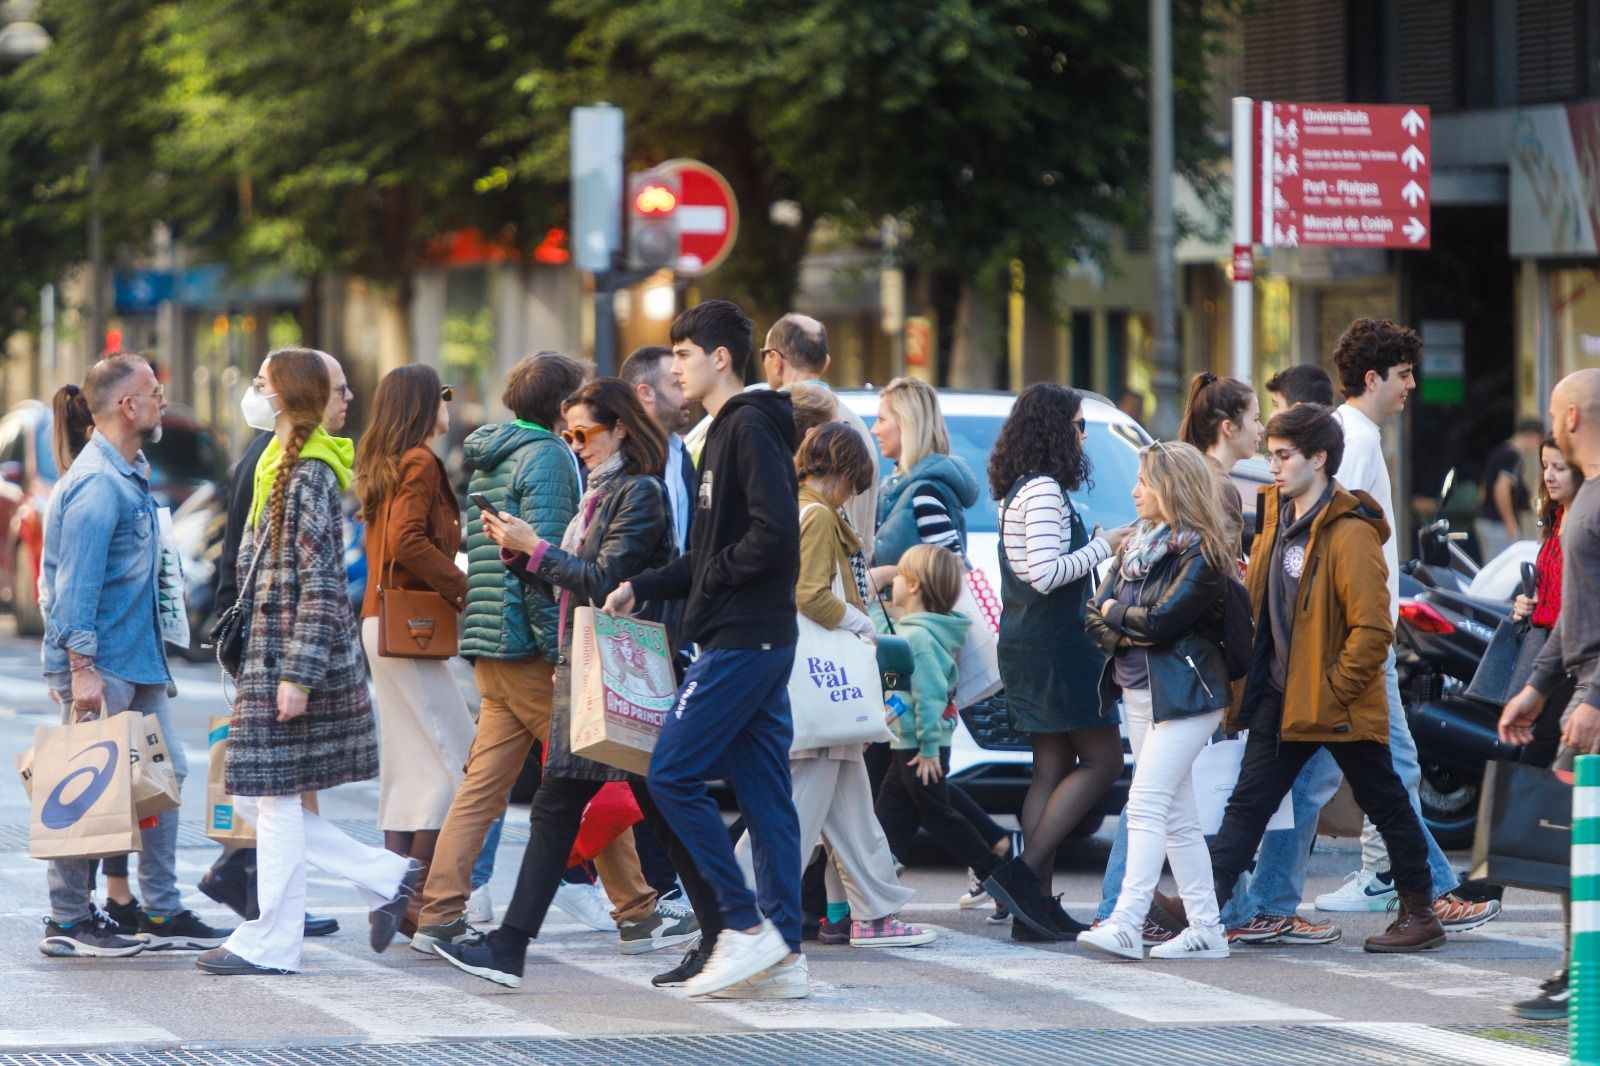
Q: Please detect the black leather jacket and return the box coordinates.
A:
[1084,544,1230,723]
[512,473,678,649]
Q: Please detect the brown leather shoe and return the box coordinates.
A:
[1363,890,1446,953]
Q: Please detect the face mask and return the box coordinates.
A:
[241,386,279,431]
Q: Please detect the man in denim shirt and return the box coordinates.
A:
[38,354,230,958]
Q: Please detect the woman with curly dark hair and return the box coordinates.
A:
[980,384,1133,943]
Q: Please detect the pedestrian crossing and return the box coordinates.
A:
[0,893,1567,1049]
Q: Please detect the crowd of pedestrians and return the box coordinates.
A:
[35,306,1588,1015]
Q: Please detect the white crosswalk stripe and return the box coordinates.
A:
[0,969,178,1046]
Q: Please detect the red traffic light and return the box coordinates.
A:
[634,184,677,216]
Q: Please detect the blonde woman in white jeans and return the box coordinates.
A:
[1080,441,1237,961]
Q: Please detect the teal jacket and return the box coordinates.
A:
[891,610,971,757]
[873,453,979,566]
[460,422,579,661]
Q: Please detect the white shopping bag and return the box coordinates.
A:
[1191,732,1294,836]
[156,507,190,650]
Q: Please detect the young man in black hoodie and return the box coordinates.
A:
[606,300,806,999]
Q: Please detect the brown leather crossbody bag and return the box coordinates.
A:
[375,497,459,659]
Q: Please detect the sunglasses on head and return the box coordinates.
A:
[561,422,610,447]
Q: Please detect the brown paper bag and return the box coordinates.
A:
[569,607,675,776]
[1317,779,1366,838]
[205,717,256,845]
[131,714,182,821]
[28,713,142,860]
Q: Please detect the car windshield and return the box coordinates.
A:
[864,413,1145,533]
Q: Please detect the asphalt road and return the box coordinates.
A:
[0,622,1571,1064]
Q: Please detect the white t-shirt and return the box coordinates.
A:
[1332,403,1398,623]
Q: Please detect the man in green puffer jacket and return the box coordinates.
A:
[412,352,588,944]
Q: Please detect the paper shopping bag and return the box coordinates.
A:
[953,573,1003,710]
[1316,779,1366,838]
[28,713,142,860]
[130,714,182,821]
[205,717,256,845]
[1469,760,1571,892]
[1191,733,1294,836]
[569,607,675,776]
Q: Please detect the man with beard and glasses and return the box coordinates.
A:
[38,353,232,958]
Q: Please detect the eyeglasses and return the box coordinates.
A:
[441,385,455,403]
[561,422,611,447]
[123,384,166,404]
[759,347,784,362]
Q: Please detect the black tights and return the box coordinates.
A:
[384,829,440,868]
[1019,726,1122,884]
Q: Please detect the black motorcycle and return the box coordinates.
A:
[1396,472,1527,847]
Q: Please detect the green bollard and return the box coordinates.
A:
[1573,755,1600,1065]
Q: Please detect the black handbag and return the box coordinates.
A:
[1465,563,1547,707]
[212,520,269,706]
[1469,760,1571,892]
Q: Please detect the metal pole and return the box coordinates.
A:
[40,282,54,390]
[87,142,105,360]
[592,276,617,377]
[1231,97,1255,385]
[1149,0,1180,438]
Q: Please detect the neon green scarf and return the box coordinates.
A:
[247,427,356,529]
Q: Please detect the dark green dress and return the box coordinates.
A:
[996,475,1115,733]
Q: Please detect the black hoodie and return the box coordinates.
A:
[629,390,800,650]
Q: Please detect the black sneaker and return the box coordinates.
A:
[1511,970,1570,1021]
[139,909,232,951]
[412,916,476,956]
[40,913,145,958]
[101,897,140,936]
[434,929,525,989]
[652,939,712,987]
[197,850,253,918]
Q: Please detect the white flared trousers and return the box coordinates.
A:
[1108,688,1224,937]
[222,794,411,972]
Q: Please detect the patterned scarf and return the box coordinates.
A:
[560,452,626,554]
[1117,521,1200,582]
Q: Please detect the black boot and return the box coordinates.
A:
[197,849,254,919]
[983,858,1059,940]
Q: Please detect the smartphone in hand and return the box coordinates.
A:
[468,492,498,518]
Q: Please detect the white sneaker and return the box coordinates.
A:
[466,886,494,926]
[1314,870,1397,912]
[958,870,991,909]
[708,953,810,999]
[553,881,616,932]
[1077,922,1145,961]
[684,920,789,997]
[1149,925,1230,960]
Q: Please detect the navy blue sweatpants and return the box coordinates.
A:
[646,645,802,952]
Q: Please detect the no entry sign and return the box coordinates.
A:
[657,158,739,276]
[1259,102,1431,249]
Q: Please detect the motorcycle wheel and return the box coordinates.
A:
[1417,760,1479,850]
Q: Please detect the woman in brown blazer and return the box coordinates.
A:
[355,365,473,914]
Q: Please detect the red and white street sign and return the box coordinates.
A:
[657,158,739,276]
[1259,102,1431,249]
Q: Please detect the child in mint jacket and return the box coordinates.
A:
[874,545,1002,884]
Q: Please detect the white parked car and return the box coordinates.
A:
[838,388,1152,819]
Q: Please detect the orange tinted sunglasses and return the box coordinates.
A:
[561,422,610,447]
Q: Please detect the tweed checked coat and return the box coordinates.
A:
[226,457,378,796]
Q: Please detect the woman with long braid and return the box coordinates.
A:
[199,349,418,976]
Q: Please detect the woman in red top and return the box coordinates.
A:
[1512,436,1583,766]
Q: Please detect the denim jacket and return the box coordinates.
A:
[41,434,169,685]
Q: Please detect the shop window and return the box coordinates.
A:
[1549,268,1600,381]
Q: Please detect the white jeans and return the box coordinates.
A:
[223,795,411,972]
[1108,688,1224,935]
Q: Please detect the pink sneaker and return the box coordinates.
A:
[849,916,936,948]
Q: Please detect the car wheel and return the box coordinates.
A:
[13,538,43,636]
[1418,760,1478,850]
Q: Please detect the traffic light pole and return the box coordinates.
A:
[590,266,657,377]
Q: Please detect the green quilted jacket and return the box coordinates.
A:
[460,421,579,661]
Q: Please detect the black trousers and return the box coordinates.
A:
[1210,691,1433,905]
[502,776,723,947]
[875,748,1002,879]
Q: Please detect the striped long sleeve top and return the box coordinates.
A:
[1000,475,1111,594]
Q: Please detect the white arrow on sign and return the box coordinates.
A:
[1401,109,1426,136]
[1400,180,1426,207]
[1402,144,1426,172]
[1403,216,1428,244]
